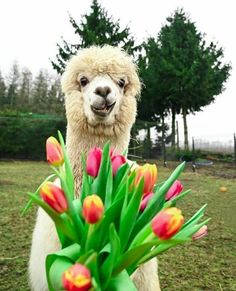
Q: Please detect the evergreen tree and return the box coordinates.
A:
[51,0,137,74]
[31,70,49,113]
[47,76,64,115]
[138,38,171,157]
[157,9,231,149]
[0,70,6,108]
[6,62,20,107]
[18,67,33,110]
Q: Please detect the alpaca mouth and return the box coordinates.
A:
[91,102,116,117]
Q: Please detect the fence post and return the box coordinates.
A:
[192,137,196,172]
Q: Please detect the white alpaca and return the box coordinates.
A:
[29,46,161,291]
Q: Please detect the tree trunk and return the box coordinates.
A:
[171,107,176,148]
[176,120,180,150]
[147,125,151,159]
[161,114,167,167]
[182,107,189,150]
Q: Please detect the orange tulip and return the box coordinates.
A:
[134,164,157,196]
[46,136,64,166]
[40,181,68,213]
[82,195,104,224]
[62,263,92,291]
[151,207,184,240]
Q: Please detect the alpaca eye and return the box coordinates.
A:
[118,78,125,88]
[80,77,89,87]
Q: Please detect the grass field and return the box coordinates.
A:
[0,161,236,291]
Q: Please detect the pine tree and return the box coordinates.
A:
[47,76,64,115]
[6,62,20,107]
[51,0,137,74]
[31,70,49,113]
[18,67,33,110]
[0,70,6,108]
[157,9,231,149]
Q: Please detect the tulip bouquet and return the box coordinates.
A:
[24,132,209,291]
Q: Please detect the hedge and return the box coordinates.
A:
[0,116,66,160]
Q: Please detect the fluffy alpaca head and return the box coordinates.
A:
[61,45,141,137]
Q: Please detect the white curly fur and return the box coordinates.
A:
[29,45,161,291]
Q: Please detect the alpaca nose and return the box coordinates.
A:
[95,86,111,98]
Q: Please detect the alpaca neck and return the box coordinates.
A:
[66,124,131,194]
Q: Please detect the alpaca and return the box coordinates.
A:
[29,45,160,291]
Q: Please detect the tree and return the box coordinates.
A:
[18,67,33,110]
[51,0,137,74]
[6,62,20,107]
[0,70,6,107]
[137,38,171,161]
[31,70,49,113]
[157,9,231,149]
[47,76,64,115]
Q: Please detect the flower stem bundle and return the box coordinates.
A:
[24,131,209,291]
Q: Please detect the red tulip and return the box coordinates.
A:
[86,147,102,177]
[111,155,126,176]
[151,207,184,240]
[192,225,208,241]
[134,164,158,196]
[140,192,154,212]
[82,195,104,224]
[40,181,68,213]
[165,180,183,201]
[62,263,92,291]
[46,136,64,166]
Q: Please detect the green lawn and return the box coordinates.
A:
[0,161,236,291]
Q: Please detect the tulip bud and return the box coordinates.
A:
[62,263,92,291]
[46,136,64,166]
[86,147,102,177]
[192,225,208,241]
[111,155,126,176]
[140,192,154,212]
[40,181,68,213]
[151,207,184,240]
[165,180,183,201]
[134,164,158,196]
[82,195,104,224]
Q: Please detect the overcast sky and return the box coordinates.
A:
[0,0,235,143]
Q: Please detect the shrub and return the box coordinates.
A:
[0,115,66,160]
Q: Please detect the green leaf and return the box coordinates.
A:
[91,142,111,201]
[119,179,144,251]
[46,243,81,291]
[58,131,74,200]
[158,162,186,195]
[106,270,137,291]
[80,155,92,201]
[21,174,56,215]
[182,204,207,229]
[113,163,130,196]
[101,224,121,288]
[129,223,152,249]
[105,160,113,208]
[113,241,155,276]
